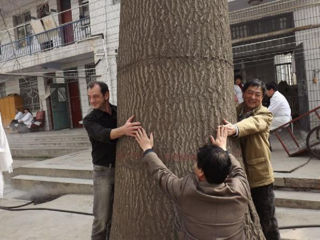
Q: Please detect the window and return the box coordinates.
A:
[85,63,96,84]
[19,77,40,111]
[79,0,89,19]
[0,83,5,98]
[274,54,295,85]
[231,25,248,39]
[279,17,287,30]
[13,11,32,48]
[79,0,90,36]
[37,2,50,18]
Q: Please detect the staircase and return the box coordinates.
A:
[273,166,320,236]
[274,174,320,210]
[7,129,91,158]
[10,150,93,196]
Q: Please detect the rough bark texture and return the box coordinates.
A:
[111,0,265,239]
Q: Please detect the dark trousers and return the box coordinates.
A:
[251,184,280,240]
[92,165,115,240]
[9,120,18,130]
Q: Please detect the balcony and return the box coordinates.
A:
[0,17,91,63]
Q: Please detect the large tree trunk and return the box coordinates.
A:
[110,0,265,239]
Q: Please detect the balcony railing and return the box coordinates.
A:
[0,17,91,63]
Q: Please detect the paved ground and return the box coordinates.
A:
[0,195,92,240]
[0,135,319,239]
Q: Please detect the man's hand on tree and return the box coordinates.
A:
[210,125,228,151]
[120,115,141,137]
[222,119,237,136]
[135,128,154,152]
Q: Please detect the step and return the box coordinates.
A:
[275,190,320,210]
[10,141,91,148]
[276,207,320,239]
[275,176,320,190]
[11,147,90,158]
[12,175,93,195]
[8,136,90,143]
[13,166,92,179]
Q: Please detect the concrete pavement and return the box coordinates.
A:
[0,195,92,240]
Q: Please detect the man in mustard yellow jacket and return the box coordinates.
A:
[223,79,280,240]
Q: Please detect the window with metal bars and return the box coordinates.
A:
[85,64,96,84]
[19,77,40,111]
[13,12,32,48]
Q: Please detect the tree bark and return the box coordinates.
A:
[110,0,265,239]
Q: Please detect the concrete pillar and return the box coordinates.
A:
[37,77,50,130]
[78,65,91,118]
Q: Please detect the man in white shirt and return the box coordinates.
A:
[234,84,243,104]
[9,108,24,130]
[18,109,34,128]
[266,82,291,130]
[234,75,244,104]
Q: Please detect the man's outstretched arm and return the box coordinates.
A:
[135,128,185,202]
[84,115,141,143]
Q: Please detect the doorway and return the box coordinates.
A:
[58,0,74,44]
[50,83,70,130]
[65,69,82,128]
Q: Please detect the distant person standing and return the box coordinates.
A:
[83,81,141,240]
[266,82,291,130]
[234,75,244,104]
[234,84,243,104]
[235,75,244,91]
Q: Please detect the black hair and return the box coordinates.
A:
[243,79,266,95]
[266,81,278,91]
[197,145,231,184]
[87,81,109,96]
[234,75,243,82]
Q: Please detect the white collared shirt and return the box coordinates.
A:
[234,84,243,103]
[14,112,23,120]
[19,112,34,128]
[268,91,291,117]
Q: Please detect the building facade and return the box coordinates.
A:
[1,0,320,131]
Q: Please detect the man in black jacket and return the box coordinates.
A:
[83,81,141,240]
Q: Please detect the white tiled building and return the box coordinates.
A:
[0,0,120,130]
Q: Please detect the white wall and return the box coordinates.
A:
[5,78,19,95]
[90,0,120,105]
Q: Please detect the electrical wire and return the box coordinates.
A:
[0,199,93,216]
[0,205,93,216]
[0,200,34,208]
